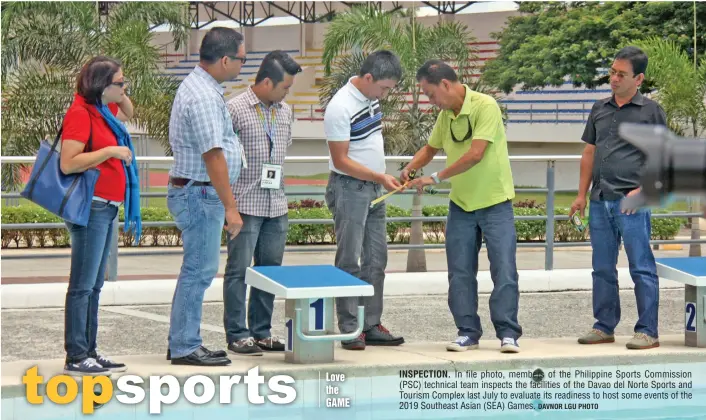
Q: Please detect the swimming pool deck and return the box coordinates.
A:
[3,335,705,396]
[3,337,706,420]
[4,250,706,418]
[3,294,706,420]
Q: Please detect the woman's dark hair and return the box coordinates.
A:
[76,56,122,104]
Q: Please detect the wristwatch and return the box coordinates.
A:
[430,172,441,184]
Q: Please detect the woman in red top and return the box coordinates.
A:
[59,56,135,376]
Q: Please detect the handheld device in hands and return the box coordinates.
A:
[570,211,586,232]
[369,169,417,208]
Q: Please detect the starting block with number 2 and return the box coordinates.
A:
[656,257,706,348]
[245,265,374,363]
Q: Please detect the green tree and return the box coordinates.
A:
[634,37,705,256]
[319,5,499,272]
[1,1,190,189]
[482,1,706,93]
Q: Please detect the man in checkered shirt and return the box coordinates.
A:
[223,51,302,356]
[166,27,246,367]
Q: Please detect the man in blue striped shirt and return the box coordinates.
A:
[166,27,246,366]
[324,50,405,350]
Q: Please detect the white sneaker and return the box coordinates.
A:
[500,337,520,353]
[446,336,479,352]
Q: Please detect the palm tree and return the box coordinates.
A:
[1,1,190,189]
[318,5,500,272]
[635,36,706,256]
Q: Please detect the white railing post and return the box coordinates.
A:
[545,161,556,271]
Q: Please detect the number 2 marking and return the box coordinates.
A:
[686,302,696,332]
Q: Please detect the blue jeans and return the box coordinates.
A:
[446,200,522,341]
[167,184,224,358]
[589,199,659,337]
[223,213,288,343]
[325,172,387,334]
[64,201,118,363]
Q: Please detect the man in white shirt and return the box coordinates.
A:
[323,50,404,350]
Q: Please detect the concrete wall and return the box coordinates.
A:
[293,119,588,143]
[306,10,519,48]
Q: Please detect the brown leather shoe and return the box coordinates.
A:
[577,328,615,344]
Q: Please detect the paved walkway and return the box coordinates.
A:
[4,334,704,386]
[0,289,696,362]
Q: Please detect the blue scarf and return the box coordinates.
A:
[96,102,142,245]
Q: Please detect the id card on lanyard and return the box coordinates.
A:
[255,104,281,189]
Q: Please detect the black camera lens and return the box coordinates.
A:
[618,123,706,207]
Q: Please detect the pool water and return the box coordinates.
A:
[4,395,706,420]
[4,362,706,420]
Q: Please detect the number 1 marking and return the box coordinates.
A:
[285,318,293,352]
[309,298,324,331]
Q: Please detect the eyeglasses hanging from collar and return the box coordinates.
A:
[451,116,473,143]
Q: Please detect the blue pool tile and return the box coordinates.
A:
[12,396,77,420]
[1,399,14,420]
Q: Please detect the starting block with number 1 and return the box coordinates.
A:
[245,265,374,363]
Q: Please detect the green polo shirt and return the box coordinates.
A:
[428,85,515,212]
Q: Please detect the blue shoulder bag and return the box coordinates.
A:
[20,121,99,226]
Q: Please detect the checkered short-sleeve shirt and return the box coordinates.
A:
[226,87,293,218]
[168,66,242,184]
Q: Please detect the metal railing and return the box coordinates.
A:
[293,103,594,124]
[1,155,703,277]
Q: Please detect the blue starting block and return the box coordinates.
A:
[245,265,374,363]
[656,257,706,348]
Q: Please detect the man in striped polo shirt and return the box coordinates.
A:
[323,50,405,350]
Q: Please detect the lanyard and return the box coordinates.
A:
[255,103,276,161]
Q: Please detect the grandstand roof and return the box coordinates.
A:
[184,1,519,28]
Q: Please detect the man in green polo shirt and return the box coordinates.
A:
[404,60,522,354]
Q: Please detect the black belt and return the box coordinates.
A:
[331,171,377,185]
[169,177,211,187]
